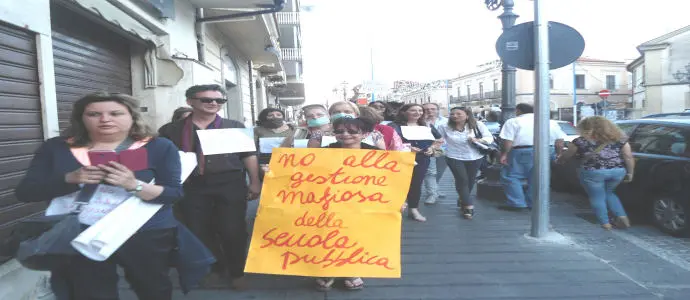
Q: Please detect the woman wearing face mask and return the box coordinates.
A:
[302,104,332,148]
[254,108,296,167]
[388,104,443,222]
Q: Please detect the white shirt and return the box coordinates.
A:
[499,113,567,146]
[438,121,494,161]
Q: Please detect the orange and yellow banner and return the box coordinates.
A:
[245,148,415,278]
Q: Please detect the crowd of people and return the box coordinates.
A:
[12,84,636,299]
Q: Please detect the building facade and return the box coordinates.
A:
[627,25,690,118]
[0,0,302,293]
[450,58,631,121]
[268,0,305,121]
[399,80,452,115]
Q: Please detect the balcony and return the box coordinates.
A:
[276,12,300,25]
[281,48,302,61]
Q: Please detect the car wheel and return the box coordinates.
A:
[651,196,689,237]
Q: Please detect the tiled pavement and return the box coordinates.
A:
[121,174,690,300]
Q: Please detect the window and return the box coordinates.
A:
[549,74,554,89]
[466,85,471,101]
[617,123,637,137]
[628,124,689,157]
[606,75,616,90]
[493,79,498,92]
[575,75,585,89]
[427,96,431,102]
[479,82,484,98]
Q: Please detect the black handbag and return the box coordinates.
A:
[472,125,500,155]
[14,184,98,271]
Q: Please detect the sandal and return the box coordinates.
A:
[315,278,335,291]
[343,277,364,290]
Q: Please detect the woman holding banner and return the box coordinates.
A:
[388,104,443,222]
[314,116,377,291]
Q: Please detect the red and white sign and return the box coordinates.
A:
[598,89,611,99]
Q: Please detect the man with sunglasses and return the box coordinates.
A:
[158,84,261,290]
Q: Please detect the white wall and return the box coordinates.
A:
[0,0,51,35]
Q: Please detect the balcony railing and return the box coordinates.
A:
[470,93,480,101]
[281,48,302,61]
[276,12,300,25]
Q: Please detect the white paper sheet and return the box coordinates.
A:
[320,136,337,147]
[71,195,162,261]
[179,151,198,182]
[196,128,256,155]
[71,151,199,261]
[259,137,286,153]
[401,126,436,140]
[293,139,309,148]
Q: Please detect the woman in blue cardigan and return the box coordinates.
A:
[16,92,194,299]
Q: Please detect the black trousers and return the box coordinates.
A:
[51,228,176,300]
[179,181,248,279]
[446,157,482,206]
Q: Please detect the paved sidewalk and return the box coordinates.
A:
[120,174,690,299]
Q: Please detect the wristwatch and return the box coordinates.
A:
[129,180,144,193]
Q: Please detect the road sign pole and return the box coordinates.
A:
[572,62,578,126]
[531,0,551,238]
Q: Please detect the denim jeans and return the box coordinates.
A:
[500,148,534,208]
[578,168,627,225]
[446,157,482,206]
[423,156,448,201]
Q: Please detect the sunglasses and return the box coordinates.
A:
[194,97,228,104]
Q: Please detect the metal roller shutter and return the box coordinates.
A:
[51,4,133,130]
[0,22,45,254]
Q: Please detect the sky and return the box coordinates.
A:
[298,0,690,104]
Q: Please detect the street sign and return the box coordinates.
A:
[495,21,585,71]
[598,89,611,99]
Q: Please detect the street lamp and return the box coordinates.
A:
[484,0,519,122]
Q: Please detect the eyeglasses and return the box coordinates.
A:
[334,129,362,135]
[193,97,228,104]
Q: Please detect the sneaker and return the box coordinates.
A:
[424,195,437,205]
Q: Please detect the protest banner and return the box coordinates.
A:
[245,148,415,278]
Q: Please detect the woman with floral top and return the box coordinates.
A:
[557,116,635,230]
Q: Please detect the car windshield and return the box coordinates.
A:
[558,122,578,135]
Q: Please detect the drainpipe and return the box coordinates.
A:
[196,8,206,63]
[197,0,286,24]
[248,60,256,125]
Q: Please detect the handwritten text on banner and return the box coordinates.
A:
[245,148,415,278]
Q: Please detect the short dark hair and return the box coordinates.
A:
[358,105,384,124]
[516,103,534,114]
[185,84,227,99]
[332,117,375,134]
[172,106,193,122]
[257,108,284,126]
[62,92,156,147]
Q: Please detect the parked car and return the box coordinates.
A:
[556,120,579,143]
[552,117,690,237]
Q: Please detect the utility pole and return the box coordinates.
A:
[531,0,551,238]
[370,47,375,102]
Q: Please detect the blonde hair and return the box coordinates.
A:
[577,116,624,143]
[328,101,360,116]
